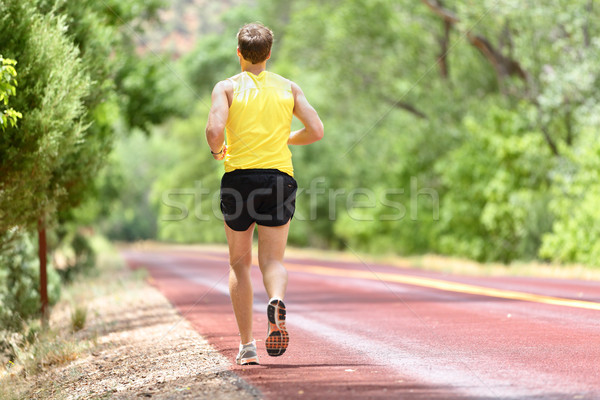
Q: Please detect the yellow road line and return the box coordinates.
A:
[285,264,600,311]
[186,251,600,311]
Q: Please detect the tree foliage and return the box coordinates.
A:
[0,0,183,332]
[0,56,21,131]
[0,0,91,233]
[102,0,600,267]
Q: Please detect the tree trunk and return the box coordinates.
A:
[38,217,49,326]
[565,110,574,146]
[383,97,429,119]
[421,0,528,83]
[584,0,593,47]
[438,19,452,79]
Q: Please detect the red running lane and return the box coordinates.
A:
[121,246,600,400]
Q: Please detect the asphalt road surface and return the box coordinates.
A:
[121,245,600,400]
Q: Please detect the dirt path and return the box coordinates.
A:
[1,251,260,400]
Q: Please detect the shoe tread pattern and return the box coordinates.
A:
[266,299,289,357]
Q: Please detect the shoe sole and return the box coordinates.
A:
[266,299,289,357]
[237,357,259,366]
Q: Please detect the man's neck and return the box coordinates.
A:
[241,61,267,76]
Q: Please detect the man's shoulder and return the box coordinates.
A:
[267,71,291,82]
[265,71,295,92]
[224,72,246,85]
[214,77,236,93]
[228,72,246,81]
[266,71,299,90]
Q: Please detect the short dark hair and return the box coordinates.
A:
[237,23,273,64]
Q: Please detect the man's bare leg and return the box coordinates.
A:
[257,222,290,300]
[257,222,291,356]
[225,222,255,345]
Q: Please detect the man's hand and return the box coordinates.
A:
[212,145,227,161]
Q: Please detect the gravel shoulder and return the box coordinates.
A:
[0,246,260,400]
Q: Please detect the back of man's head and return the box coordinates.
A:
[237,23,273,64]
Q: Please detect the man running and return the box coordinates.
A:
[205,23,324,365]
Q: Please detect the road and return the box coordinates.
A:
[121,245,600,400]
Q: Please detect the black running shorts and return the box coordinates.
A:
[220,169,297,231]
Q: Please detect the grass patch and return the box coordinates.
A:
[284,244,600,280]
[70,305,87,332]
[26,329,84,374]
[0,326,89,400]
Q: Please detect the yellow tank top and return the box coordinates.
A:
[224,71,294,177]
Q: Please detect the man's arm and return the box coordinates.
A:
[206,80,231,160]
[288,82,324,145]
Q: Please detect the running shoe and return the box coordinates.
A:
[236,340,259,365]
[265,297,289,357]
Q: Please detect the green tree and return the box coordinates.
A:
[435,105,554,262]
[0,0,91,323]
[100,0,600,266]
[540,128,600,266]
[0,0,183,329]
[264,0,600,263]
[0,0,91,234]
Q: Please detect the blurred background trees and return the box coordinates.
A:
[2,0,600,341]
[93,0,600,265]
[131,0,600,266]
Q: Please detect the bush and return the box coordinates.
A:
[540,130,600,266]
[434,105,555,263]
[54,229,97,283]
[0,232,61,334]
[70,305,87,332]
